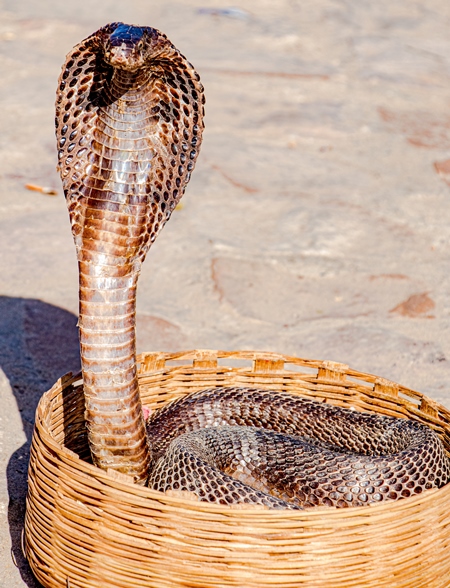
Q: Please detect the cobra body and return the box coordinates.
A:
[57,23,450,505]
[147,387,450,508]
[56,22,204,481]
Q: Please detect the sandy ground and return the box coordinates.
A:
[1,0,450,585]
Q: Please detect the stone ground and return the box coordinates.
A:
[1,0,450,586]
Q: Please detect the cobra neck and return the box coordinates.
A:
[77,247,150,483]
[106,68,151,102]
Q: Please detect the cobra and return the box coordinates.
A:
[56,22,450,507]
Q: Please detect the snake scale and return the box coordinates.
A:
[56,22,450,509]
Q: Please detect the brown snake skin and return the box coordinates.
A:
[57,23,450,507]
[56,23,204,481]
[147,387,450,509]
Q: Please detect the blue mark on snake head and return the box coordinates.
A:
[109,24,146,48]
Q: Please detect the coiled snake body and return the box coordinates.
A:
[147,387,450,509]
[57,23,450,509]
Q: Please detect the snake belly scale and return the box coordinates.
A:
[56,22,450,508]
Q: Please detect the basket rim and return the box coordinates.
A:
[33,348,450,520]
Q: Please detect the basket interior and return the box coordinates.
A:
[51,349,450,459]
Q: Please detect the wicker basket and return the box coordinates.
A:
[25,349,450,588]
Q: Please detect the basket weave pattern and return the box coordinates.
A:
[25,350,450,587]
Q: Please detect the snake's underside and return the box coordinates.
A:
[57,23,450,507]
[56,22,205,481]
[146,387,450,509]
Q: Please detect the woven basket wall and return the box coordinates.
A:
[25,349,450,588]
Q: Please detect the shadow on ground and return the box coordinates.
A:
[1,296,80,587]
